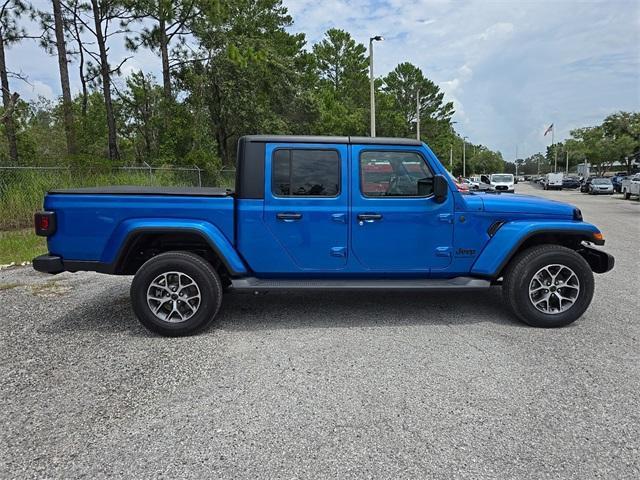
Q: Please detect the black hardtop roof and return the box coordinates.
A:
[241,135,422,146]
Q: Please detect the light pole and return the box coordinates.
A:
[462,136,468,177]
[449,145,453,170]
[415,89,420,140]
[369,35,383,137]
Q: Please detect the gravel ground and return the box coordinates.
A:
[1,183,639,479]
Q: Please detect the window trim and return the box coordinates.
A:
[271,147,342,198]
[358,149,435,199]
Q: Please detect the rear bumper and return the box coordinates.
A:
[33,254,64,274]
[33,254,112,275]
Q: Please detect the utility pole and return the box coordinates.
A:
[416,89,420,140]
[369,35,383,137]
[462,136,468,178]
[449,145,453,170]
[515,145,518,176]
[565,150,569,174]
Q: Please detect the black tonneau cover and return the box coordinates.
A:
[48,186,232,197]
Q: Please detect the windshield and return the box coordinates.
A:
[592,178,612,185]
[491,174,513,183]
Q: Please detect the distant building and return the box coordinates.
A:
[574,157,639,177]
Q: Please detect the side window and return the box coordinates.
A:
[360,151,433,197]
[272,149,340,197]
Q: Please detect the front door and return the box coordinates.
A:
[350,145,454,272]
[264,144,348,271]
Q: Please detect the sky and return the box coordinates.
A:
[7,0,640,159]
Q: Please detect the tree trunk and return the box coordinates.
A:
[158,14,172,102]
[0,32,18,164]
[91,0,119,161]
[71,3,88,117]
[52,0,77,155]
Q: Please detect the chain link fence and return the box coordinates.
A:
[0,165,236,231]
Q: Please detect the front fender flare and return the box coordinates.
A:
[470,220,601,278]
[103,218,248,275]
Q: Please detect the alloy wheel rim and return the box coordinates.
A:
[528,264,580,315]
[146,271,201,323]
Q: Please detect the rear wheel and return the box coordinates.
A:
[502,245,594,328]
[130,251,222,336]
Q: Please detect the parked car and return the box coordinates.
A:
[489,173,515,193]
[587,177,614,195]
[621,174,640,200]
[542,173,564,190]
[466,176,494,192]
[580,177,594,193]
[611,175,626,193]
[33,135,613,336]
[562,177,581,189]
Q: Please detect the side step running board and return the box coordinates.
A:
[230,277,491,291]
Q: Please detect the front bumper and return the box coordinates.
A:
[33,254,63,274]
[578,246,615,274]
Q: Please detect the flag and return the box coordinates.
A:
[544,124,554,136]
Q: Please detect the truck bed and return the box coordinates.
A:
[43,188,235,264]
[48,186,232,197]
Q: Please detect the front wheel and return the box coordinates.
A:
[502,245,594,328]
[130,251,223,336]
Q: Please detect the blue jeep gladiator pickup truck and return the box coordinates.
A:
[33,135,614,336]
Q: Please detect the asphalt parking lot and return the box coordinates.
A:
[1,183,639,479]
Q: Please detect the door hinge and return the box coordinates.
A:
[438,213,453,223]
[330,247,347,257]
[331,213,346,223]
[435,246,452,258]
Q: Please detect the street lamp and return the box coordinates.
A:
[369,35,383,137]
[462,136,468,177]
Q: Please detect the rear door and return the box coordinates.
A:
[263,143,348,271]
[350,145,454,272]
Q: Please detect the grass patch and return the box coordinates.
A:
[0,229,47,265]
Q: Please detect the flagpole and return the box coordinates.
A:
[551,125,556,173]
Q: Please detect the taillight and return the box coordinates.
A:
[35,211,56,236]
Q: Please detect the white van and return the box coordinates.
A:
[489,173,515,193]
[543,173,563,190]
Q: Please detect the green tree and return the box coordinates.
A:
[125,0,199,102]
[378,62,454,139]
[180,0,312,164]
[0,0,28,164]
[602,111,639,173]
[311,28,368,135]
[37,0,78,156]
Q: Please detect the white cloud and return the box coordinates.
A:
[16,80,55,102]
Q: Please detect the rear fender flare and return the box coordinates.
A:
[103,218,248,275]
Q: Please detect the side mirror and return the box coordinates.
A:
[433,174,449,203]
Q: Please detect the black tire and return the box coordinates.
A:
[623,191,630,200]
[502,245,594,328]
[130,251,223,336]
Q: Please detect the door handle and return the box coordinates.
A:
[276,212,302,222]
[357,213,382,222]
